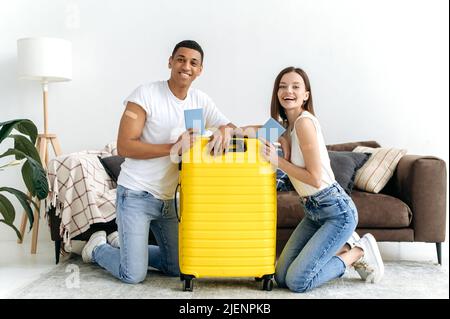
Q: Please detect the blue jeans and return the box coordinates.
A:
[92,185,179,284]
[275,182,358,292]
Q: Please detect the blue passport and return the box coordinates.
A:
[184,108,205,134]
[257,118,286,144]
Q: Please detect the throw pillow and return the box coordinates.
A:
[353,146,407,193]
[328,151,370,194]
[98,155,125,182]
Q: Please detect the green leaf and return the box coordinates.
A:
[0,219,22,241]
[21,161,34,197]
[0,187,35,229]
[16,120,38,145]
[0,194,15,224]
[0,119,37,145]
[1,119,41,239]
[23,156,49,200]
[0,120,22,144]
[0,149,48,200]
[21,161,35,196]
[9,134,41,163]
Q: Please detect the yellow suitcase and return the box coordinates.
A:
[175,137,277,291]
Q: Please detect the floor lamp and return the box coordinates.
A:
[16,37,72,253]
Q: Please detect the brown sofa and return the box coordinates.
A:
[276,141,448,264]
[49,140,447,265]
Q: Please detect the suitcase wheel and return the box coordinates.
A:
[262,278,273,291]
[183,277,194,292]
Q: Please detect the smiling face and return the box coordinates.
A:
[277,71,310,112]
[168,47,203,88]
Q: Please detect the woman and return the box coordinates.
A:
[258,67,384,292]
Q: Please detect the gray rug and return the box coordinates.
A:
[8,257,449,299]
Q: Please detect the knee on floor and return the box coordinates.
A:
[285,273,312,293]
[120,270,147,284]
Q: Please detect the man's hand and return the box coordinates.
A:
[207,125,233,156]
[171,129,198,156]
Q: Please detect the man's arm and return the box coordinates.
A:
[117,102,174,159]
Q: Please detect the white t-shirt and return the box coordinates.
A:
[118,80,230,200]
[289,111,335,197]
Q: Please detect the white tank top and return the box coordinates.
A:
[289,111,335,197]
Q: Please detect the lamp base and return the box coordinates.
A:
[17,133,62,254]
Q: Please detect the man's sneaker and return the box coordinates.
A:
[346,231,361,249]
[107,231,120,248]
[82,231,107,263]
[353,233,384,283]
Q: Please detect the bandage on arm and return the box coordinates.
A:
[125,110,138,120]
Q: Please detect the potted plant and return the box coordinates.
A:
[0,119,49,240]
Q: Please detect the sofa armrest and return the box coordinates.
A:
[391,155,447,242]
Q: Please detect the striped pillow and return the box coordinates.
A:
[352,146,407,193]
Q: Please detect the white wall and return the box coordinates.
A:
[1,0,448,263]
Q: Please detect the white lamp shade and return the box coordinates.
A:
[17,37,72,82]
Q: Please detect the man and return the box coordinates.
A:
[81,40,235,284]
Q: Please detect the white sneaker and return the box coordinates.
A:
[82,231,107,263]
[107,231,120,248]
[353,233,384,283]
[346,231,361,249]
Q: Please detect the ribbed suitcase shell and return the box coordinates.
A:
[179,137,277,278]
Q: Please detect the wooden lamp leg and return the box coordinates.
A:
[50,136,62,156]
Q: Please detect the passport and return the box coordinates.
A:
[257,118,286,144]
[184,108,205,134]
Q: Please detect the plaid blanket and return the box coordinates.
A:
[47,143,118,252]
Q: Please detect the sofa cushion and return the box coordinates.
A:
[328,151,370,194]
[98,155,125,182]
[277,190,412,229]
[353,146,407,193]
[277,191,305,227]
[351,191,412,228]
[276,148,370,194]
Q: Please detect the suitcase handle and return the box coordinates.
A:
[174,182,181,222]
[226,138,247,153]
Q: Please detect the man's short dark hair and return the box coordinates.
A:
[171,40,204,63]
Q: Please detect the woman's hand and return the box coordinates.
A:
[279,135,290,160]
[260,138,280,167]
